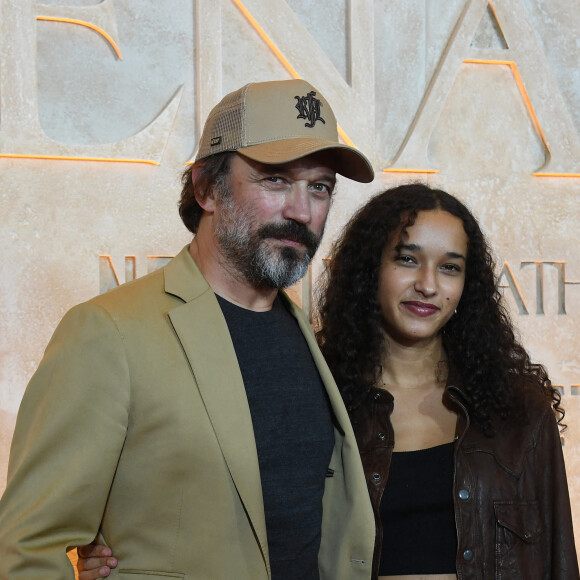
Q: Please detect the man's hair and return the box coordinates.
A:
[179,152,236,234]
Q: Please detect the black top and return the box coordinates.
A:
[217,295,335,580]
[379,442,457,575]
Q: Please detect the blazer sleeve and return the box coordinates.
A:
[0,302,131,579]
[539,408,580,579]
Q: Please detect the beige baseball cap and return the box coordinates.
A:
[195,79,374,183]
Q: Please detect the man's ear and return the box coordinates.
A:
[191,164,218,212]
[195,188,217,212]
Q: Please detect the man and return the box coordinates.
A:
[0,79,376,579]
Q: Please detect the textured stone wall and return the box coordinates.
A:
[1,0,579,552]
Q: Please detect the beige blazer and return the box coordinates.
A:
[0,246,374,580]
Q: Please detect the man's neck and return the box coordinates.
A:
[188,239,278,312]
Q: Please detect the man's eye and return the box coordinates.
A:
[266,176,283,183]
[311,183,332,194]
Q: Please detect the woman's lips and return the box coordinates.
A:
[402,301,440,317]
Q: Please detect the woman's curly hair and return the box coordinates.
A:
[315,183,563,434]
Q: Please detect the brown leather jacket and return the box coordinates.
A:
[351,372,579,579]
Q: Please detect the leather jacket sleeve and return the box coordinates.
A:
[531,407,578,579]
[453,385,579,580]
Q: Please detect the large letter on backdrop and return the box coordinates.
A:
[0,0,182,164]
[388,0,580,175]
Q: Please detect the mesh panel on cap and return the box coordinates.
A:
[196,85,247,159]
[209,107,244,151]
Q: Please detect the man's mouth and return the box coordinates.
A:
[274,237,305,249]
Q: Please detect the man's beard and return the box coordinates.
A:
[215,194,323,289]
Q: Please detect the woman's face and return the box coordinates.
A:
[377,209,468,347]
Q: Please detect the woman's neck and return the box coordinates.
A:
[381,337,447,391]
[381,337,457,452]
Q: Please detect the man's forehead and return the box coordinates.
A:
[237,152,338,178]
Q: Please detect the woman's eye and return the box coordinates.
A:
[442,263,461,273]
[396,255,415,264]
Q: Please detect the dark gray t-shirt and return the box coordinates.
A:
[216,295,334,580]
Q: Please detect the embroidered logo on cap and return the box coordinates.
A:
[295,91,325,128]
[210,136,222,146]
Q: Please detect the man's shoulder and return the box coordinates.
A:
[90,265,167,311]
[87,246,200,313]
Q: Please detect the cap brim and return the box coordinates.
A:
[237,138,375,183]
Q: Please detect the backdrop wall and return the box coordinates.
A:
[2,0,580,549]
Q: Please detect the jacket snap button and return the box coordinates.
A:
[463,549,473,561]
[373,392,381,401]
[523,531,531,539]
[378,432,386,440]
[458,489,469,500]
[371,473,381,482]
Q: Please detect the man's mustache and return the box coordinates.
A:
[258,221,321,254]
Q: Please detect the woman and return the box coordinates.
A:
[77,184,577,579]
[315,183,577,579]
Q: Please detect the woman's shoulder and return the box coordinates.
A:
[498,373,562,451]
[510,373,554,416]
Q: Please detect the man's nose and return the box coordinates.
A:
[282,185,312,224]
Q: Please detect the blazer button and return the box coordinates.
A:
[371,473,381,483]
[458,489,469,500]
[378,432,386,440]
[463,549,474,561]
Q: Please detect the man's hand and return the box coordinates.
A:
[76,543,118,580]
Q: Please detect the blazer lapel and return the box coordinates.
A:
[164,247,269,565]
